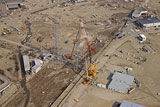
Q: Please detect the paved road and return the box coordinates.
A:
[0,74,11,93]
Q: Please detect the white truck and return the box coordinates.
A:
[138,34,146,43]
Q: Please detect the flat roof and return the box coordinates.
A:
[139,34,146,38]
[23,55,30,71]
[34,59,43,66]
[120,100,146,107]
[112,72,134,85]
[137,17,160,25]
[32,64,41,70]
[7,3,19,9]
[108,80,130,93]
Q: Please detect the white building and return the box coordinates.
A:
[108,72,134,93]
[23,55,30,73]
[31,64,42,74]
[108,80,130,93]
[34,59,43,65]
[112,72,134,85]
[136,17,160,28]
[132,7,147,18]
[31,59,43,74]
[120,100,146,107]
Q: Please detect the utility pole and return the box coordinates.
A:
[48,17,59,58]
[53,21,59,58]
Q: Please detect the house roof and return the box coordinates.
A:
[120,100,146,107]
[112,72,134,85]
[137,17,160,25]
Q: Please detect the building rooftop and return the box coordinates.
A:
[112,72,134,85]
[23,55,30,71]
[137,17,160,24]
[134,7,146,13]
[108,80,130,93]
[32,64,42,74]
[108,72,134,93]
[120,100,146,107]
[34,59,43,66]
[132,7,147,17]
[7,3,19,9]
[0,0,24,4]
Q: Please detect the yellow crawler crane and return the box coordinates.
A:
[89,63,98,76]
[83,38,99,85]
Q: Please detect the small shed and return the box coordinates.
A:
[32,65,42,74]
[7,3,19,9]
[120,100,146,107]
[132,7,147,18]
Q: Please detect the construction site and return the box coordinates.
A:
[0,0,160,107]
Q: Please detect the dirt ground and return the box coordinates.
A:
[1,0,128,106]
